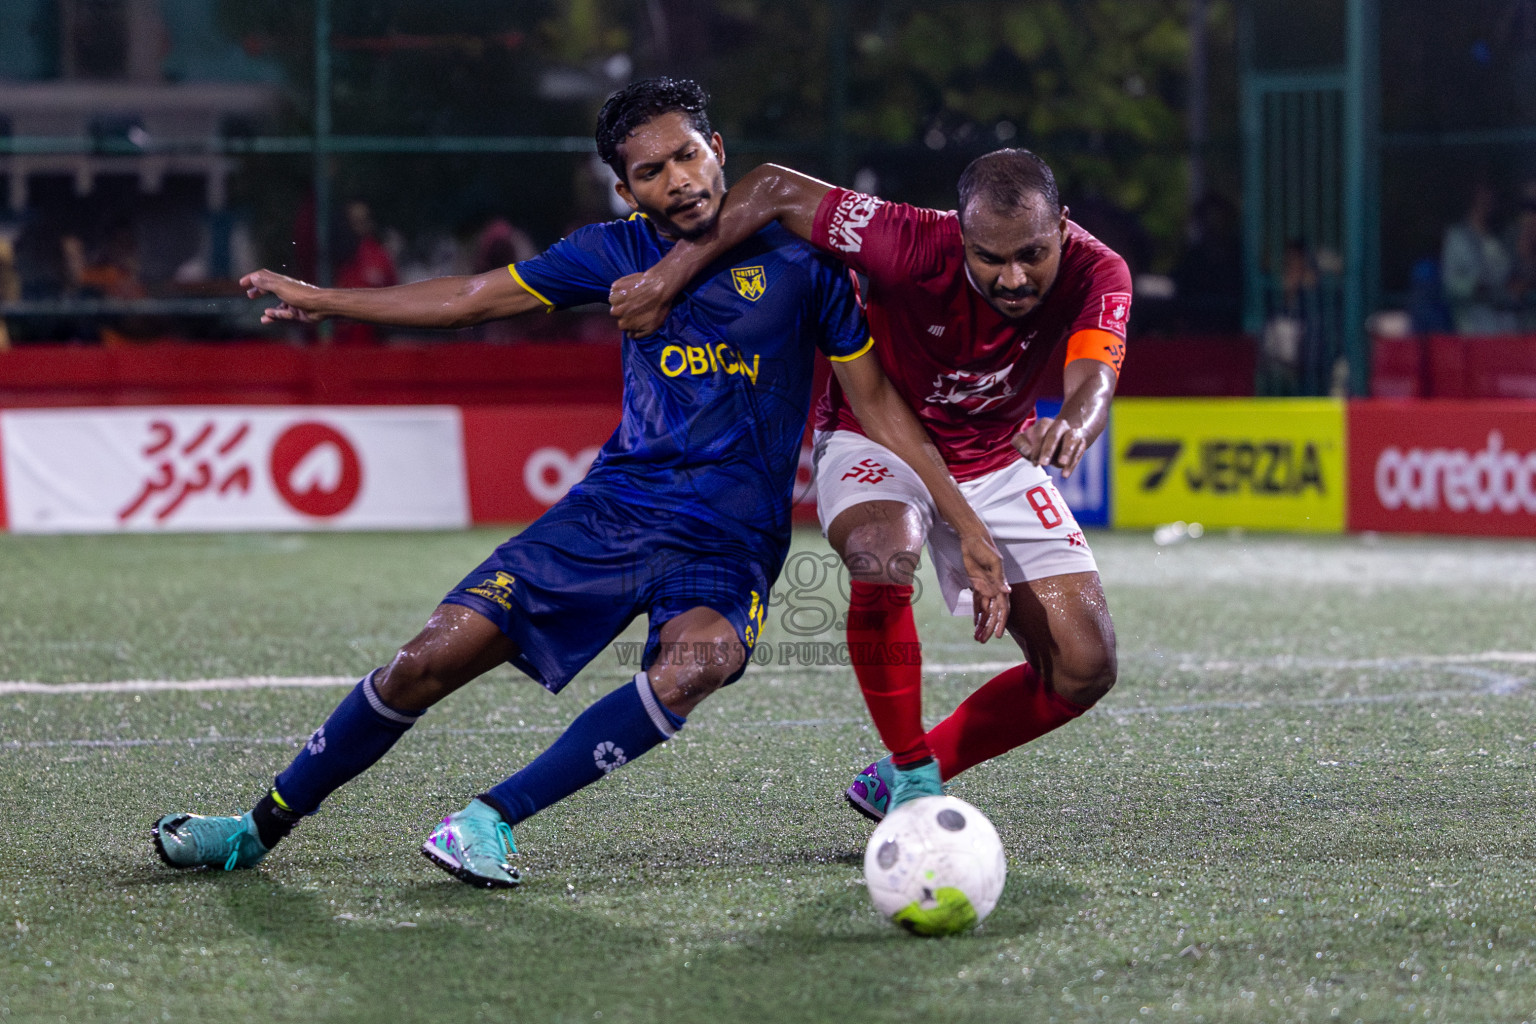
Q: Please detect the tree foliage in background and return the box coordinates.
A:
[212,0,1232,273]
[650,0,1232,269]
[843,0,1203,265]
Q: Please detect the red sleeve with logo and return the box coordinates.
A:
[811,188,949,286]
[1065,235,1132,343]
[1056,226,1132,376]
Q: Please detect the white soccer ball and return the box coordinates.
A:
[863,795,1007,936]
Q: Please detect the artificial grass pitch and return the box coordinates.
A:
[2,528,1534,1023]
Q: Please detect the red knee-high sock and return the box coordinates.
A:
[924,663,1087,780]
[846,580,930,766]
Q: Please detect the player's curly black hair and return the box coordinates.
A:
[595,77,713,183]
[957,148,1061,223]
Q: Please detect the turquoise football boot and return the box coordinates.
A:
[420,799,522,889]
[845,757,897,822]
[847,755,945,822]
[152,812,269,871]
[889,759,944,809]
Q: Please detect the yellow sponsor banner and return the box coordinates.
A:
[1112,398,1346,532]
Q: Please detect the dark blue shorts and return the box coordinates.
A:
[442,491,782,692]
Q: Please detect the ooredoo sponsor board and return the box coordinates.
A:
[0,407,469,533]
[1348,401,1536,536]
[1111,398,1346,532]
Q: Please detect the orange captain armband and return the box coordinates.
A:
[1064,328,1125,377]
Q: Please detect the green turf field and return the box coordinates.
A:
[2,528,1534,1024]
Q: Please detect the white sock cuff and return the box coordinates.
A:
[361,669,421,726]
[633,671,678,740]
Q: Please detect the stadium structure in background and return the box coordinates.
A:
[0,0,1533,395]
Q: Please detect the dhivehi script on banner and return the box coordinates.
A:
[0,407,468,533]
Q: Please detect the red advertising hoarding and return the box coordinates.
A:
[1348,401,1536,537]
[459,405,819,525]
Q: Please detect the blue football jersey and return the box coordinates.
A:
[511,215,871,550]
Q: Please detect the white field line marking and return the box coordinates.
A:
[1108,687,1506,719]
[0,718,871,752]
[6,652,1534,695]
[926,652,1536,676]
[2,652,1531,753]
[1171,651,1536,670]
[0,676,354,695]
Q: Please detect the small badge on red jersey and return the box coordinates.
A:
[1099,292,1132,334]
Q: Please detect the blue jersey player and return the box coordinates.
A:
[152,79,1009,889]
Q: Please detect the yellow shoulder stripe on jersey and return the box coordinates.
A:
[828,335,876,362]
[508,264,555,312]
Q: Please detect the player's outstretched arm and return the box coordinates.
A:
[833,351,1011,642]
[241,268,546,330]
[609,164,835,336]
[1013,357,1117,477]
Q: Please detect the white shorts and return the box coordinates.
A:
[812,429,1099,617]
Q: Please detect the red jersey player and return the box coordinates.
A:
[611,149,1124,818]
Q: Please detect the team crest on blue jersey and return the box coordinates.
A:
[466,571,517,611]
[732,266,767,301]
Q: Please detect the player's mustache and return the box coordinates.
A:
[992,284,1038,300]
[666,192,711,216]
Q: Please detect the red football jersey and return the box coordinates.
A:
[811,187,1131,480]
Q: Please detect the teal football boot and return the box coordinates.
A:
[889,758,944,809]
[846,755,946,822]
[152,812,269,871]
[845,757,897,822]
[420,799,522,889]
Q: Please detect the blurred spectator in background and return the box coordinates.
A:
[60,235,88,300]
[1408,257,1454,334]
[71,222,147,301]
[474,217,538,273]
[1507,180,1536,330]
[172,217,261,295]
[397,232,467,284]
[1441,182,1517,335]
[1259,238,1324,395]
[73,223,170,346]
[466,216,539,343]
[331,201,398,346]
[0,238,18,349]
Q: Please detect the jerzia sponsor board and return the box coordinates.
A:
[1111,399,1346,532]
[1348,401,1536,537]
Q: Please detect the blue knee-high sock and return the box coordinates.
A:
[480,673,685,825]
[271,670,425,816]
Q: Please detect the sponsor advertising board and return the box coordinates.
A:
[0,407,468,533]
[1034,399,1110,527]
[458,405,613,524]
[10,399,1528,538]
[458,405,817,524]
[1348,400,1536,537]
[1112,398,1346,532]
